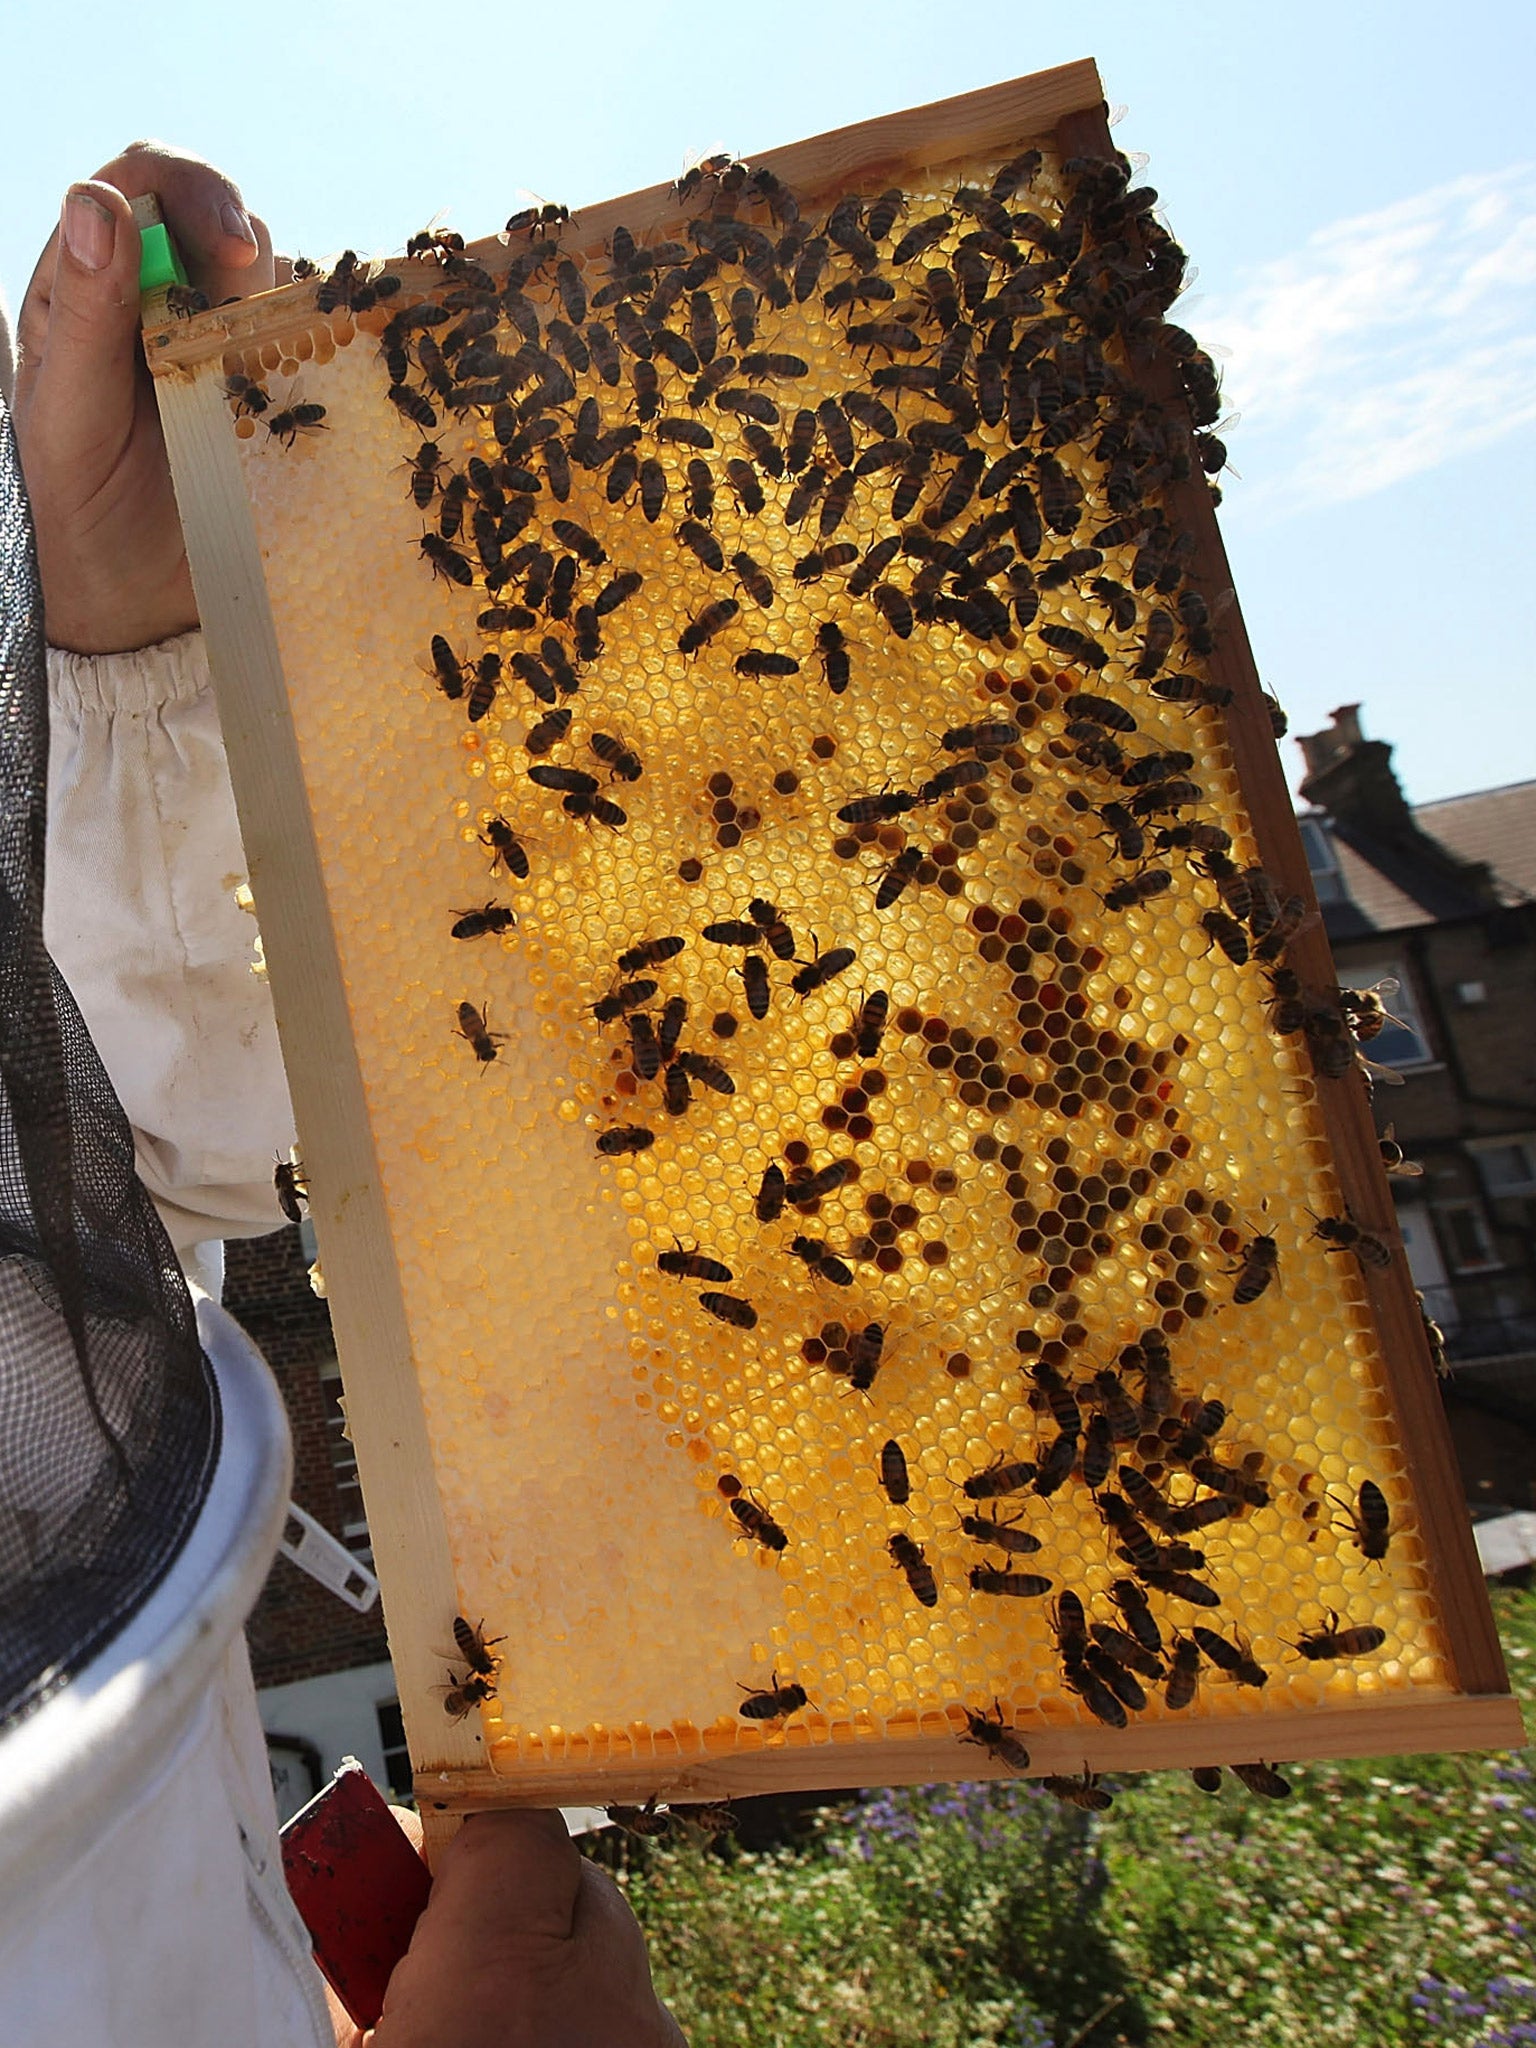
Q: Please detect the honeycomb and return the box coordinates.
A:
[211,137,1460,1787]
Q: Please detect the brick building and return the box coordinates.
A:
[1296,706,1536,1512]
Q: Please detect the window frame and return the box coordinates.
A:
[1466,1133,1536,1199]
[1431,1198,1502,1274]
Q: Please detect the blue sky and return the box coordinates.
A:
[3,0,1531,807]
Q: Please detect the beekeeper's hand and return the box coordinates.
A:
[329,1808,687,2047]
[12,142,274,654]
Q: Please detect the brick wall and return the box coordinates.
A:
[223,1225,391,1690]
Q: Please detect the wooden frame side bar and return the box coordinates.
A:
[144,60,1105,376]
[150,367,482,1785]
[1053,106,1509,1702]
[423,1692,1525,1814]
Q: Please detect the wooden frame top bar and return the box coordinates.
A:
[145,60,1105,378]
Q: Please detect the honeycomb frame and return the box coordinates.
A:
[147,62,1517,1840]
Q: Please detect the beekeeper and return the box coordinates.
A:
[2,142,683,2048]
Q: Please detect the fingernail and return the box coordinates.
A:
[220,199,257,248]
[63,188,114,271]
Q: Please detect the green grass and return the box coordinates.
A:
[601,1588,1535,2048]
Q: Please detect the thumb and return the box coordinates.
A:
[19,182,145,483]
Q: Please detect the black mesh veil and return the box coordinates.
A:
[0,389,218,1729]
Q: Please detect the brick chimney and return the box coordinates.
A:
[1297,704,1496,912]
[1297,705,1417,839]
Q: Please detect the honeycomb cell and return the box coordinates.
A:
[211,133,1456,1789]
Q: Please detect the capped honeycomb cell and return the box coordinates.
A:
[149,62,1517,1817]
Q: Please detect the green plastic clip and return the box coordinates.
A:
[132,194,189,294]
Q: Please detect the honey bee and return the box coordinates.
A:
[1230,1761,1292,1800]
[755,1163,786,1223]
[1042,1767,1113,1811]
[1163,1634,1201,1710]
[790,1235,855,1286]
[439,1671,496,1720]
[1096,803,1146,864]
[874,845,922,910]
[1150,673,1233,708]
[1088,1622,1164,1684]
[273,1155,308,1225]
[730,1492,788,1552]
[847,1321,886,1392]
[1333,1478,1392,1561]
[1108,1578,1163,1655]
[963,1456,1037,1501]
[699,1291,758,1328]
[627,1014,661,1080]
[969,1566,1052,1600]
[1311,1211,1394,1269]
[658,996,687,1061]
[1190,1765,1224,1795]
[1045,1589,1087,1664]
[390,384,438,431]
[455,1000,505,1065]
[879,1438,910,1505]
[1226,1225,1278,1305]
[680,1801,738,1839]
[737,1672,808,1721]
[1102,870,1174,912]
[1063,1655,1127,1729]
[742,954,771,1020]
[1292,1610,1388,1662]
[1140,1569,1220,1607]
[266,401,327,446]
[960,1511,1042,1555]
[790,945,856,997]
[419,532,473,586]
[1376,1125,1423,1179]
[677,599,741,654]
[479,818,530,881]
[465,653,502,723]
[450,903,517,941]
[1183,1627,1264,1689]
[889,1532,940,1607]
[786,1158,851,1206]
[871,584,915,639]
[658,1246,733,1284]
[1201,909,1250,967]
[676,1051,734,1096]
[505,201,571,237]
[590,733,643,784]
[451,1615,503,1677]
[816,620,851,694]
[1038,624,1108,671]
[605,1796,676,1841]
[1033,1428,1079,1498]
[223,373,270,418]
[596,1125,656,1156]
[1252,894,1312,963]
[959,1702,1030,1773]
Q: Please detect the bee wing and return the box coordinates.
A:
[1357,1053,1407,1087]
[679,141,736,177]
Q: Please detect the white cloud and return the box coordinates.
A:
[1194,165,1536,518]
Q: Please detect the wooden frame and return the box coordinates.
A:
[146,60,1521,1856]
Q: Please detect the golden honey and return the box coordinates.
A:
[216,138,1450,1783]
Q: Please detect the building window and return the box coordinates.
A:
[1468,1136,1536,1198]
[319,1358,373,1563]
[1433,1201,1500,1273]
[1339,960,1433,1068]
[376,1698,414,1802]
[1297,817,1349,904]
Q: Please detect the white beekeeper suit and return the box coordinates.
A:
[0,627,336,2046]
